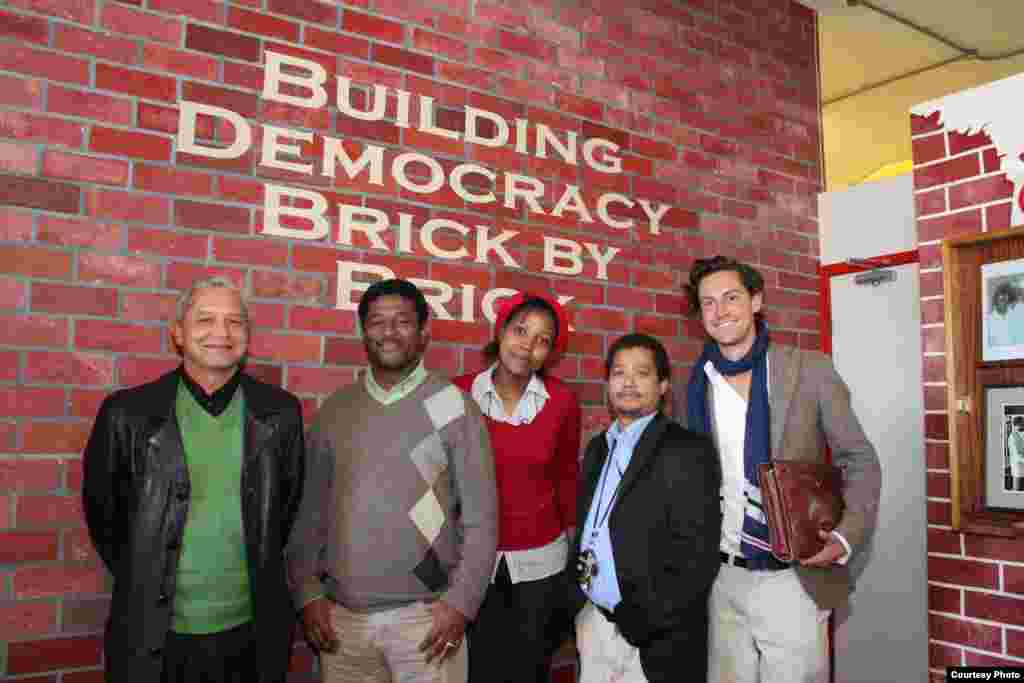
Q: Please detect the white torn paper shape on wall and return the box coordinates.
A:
[911,71,1024,228]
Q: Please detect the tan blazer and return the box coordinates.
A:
[672,344,882,609]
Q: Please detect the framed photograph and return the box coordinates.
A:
[944,225,1024,535]
[985,385,1024,509]
[981,257,1024,361]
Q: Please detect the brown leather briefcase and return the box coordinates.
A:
[758,461,845,562]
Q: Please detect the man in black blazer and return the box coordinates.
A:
[570,333,722,683]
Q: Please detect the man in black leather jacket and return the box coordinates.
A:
[82,277,305,683]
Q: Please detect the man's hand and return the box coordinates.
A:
[800,530,848,567]
[301,597,340,654]
[417,600,467,665]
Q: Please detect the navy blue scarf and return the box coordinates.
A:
[686,322,773,559]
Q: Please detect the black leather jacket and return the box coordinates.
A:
[82,369,305,682]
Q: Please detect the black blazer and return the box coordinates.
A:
[569,413,721,682]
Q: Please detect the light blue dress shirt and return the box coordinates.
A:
[579,411,658,611]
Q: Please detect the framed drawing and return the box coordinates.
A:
[981,258,1024,361]
[984,385,1024,509]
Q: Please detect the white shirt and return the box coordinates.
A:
[469,364,567,583]
[470,363,549,424]
[705,360,750,556]
[704,360,851,563]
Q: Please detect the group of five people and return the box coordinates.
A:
[83,255,881,683]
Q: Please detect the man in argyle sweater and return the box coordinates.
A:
[287,279,497,683]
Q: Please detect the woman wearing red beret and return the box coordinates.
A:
[453,293,581,683]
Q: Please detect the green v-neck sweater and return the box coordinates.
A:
[171,381,253,633]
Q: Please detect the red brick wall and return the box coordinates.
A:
[911,108,1023,680]
[0,0,821,678]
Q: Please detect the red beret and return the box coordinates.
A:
[493,291,570,364]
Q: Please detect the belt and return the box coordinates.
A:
[594,604,617,624]
[720,551,790,572]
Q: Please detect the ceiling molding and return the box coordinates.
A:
[792,0,847,13]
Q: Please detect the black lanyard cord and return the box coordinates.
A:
[589,440,625,538]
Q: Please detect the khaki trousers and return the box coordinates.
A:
[709,565,830,683]
[575,602,648,683]
[321,601,467,683]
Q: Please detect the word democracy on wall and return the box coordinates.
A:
[177,51,678,323]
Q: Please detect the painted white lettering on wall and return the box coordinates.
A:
[176,105,660,233]
[337,262,576,326]
[177,50,680,312]
[255,161,623,280]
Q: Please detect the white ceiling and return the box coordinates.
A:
[800,0,1024,189]
[816,0,1024,105]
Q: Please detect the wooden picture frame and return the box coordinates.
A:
[944,225,1024,536]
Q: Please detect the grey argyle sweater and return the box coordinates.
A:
[286,372,497,619]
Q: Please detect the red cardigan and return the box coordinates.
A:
[453,372,581,551]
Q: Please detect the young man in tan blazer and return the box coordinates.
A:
[674,256,882,683]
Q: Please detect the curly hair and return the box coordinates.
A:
[683,255,765,323]
[991,280,1021,315]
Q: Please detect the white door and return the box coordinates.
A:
[830,263,928,682]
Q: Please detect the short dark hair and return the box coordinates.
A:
[482,296,560,373]
[605,333,671,382]
[992,280,1021,313]
[684,255,765,323]
[357,278,429,329]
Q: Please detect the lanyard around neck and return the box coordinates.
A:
[589,438,626,538]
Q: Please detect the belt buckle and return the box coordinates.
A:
[720,551,746,568]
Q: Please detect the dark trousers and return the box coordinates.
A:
[468,558,567,683]
[161,621,259,683]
